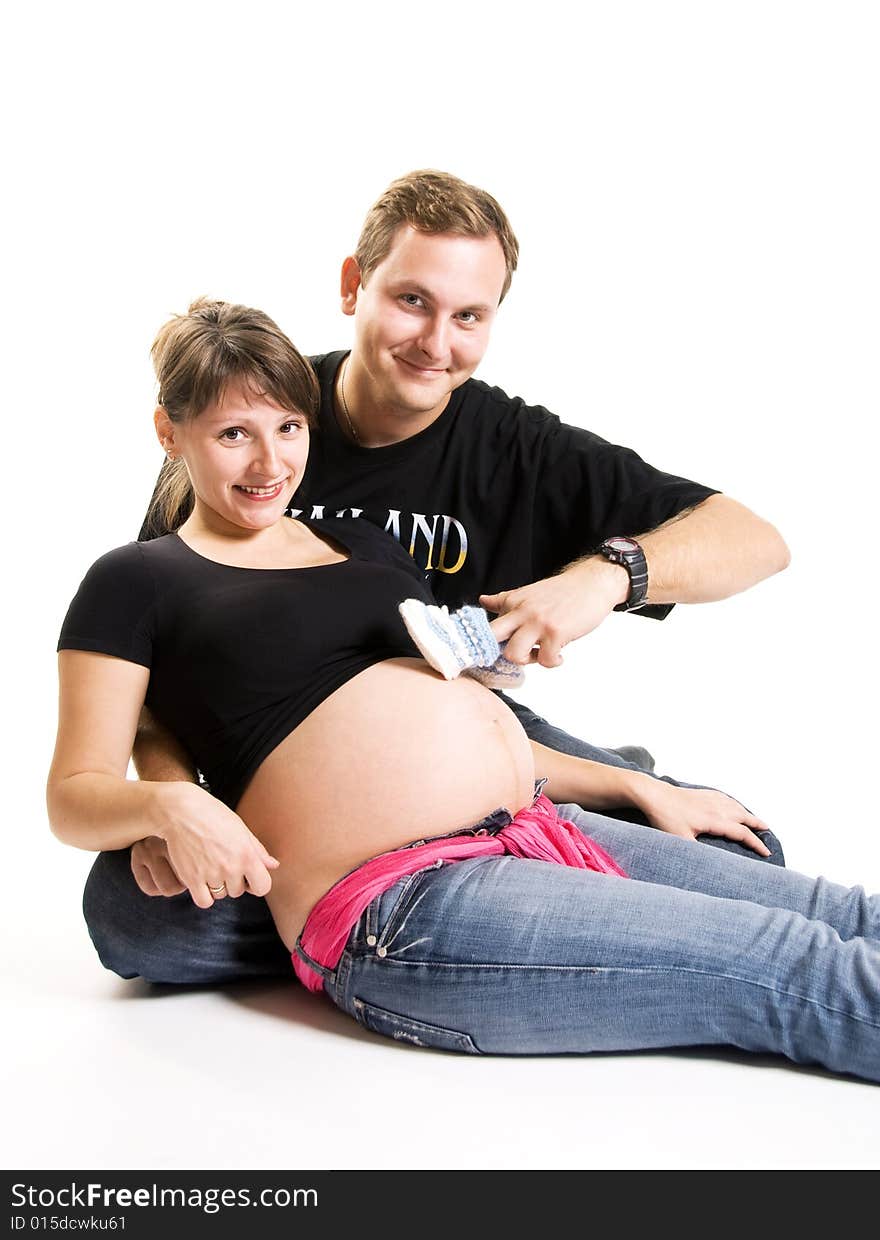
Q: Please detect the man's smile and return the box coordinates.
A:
[394,355,449,378]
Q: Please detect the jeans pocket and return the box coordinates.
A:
[352,997,481,1054]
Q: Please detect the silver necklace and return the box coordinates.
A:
[339,357,360,445]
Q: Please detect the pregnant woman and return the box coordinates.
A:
[48,299,880,1080]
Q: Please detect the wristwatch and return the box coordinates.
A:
[599,537,649,612]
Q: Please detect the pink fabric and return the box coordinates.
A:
[292,794,627,993]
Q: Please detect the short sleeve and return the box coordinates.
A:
[58,543,157,668]
[531,422,719,575]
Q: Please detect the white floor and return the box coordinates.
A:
[7,896,879,1172]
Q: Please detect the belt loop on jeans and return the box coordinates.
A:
[294,937,335,984]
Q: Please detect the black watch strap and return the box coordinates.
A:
[599,537,649,612]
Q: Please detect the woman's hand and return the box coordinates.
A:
[631,776,772,857]
[149,782,280,908]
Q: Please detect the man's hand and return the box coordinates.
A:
[131,836,187,897]
[631,776,772,856]
[481,495,790,667]
[481,557,628,666]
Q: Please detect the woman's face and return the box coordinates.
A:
[158,379,310,533]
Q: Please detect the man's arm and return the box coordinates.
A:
[129,708,199,896]
[483,494,790,666]
[529,741,772,856]
[632,493,790,604]
[132,706,199,783]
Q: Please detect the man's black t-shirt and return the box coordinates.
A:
[140,350,717,615]
[285,352,717,615]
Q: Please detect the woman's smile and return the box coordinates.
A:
[234,480,290,500]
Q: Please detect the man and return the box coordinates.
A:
[85,170,790,983]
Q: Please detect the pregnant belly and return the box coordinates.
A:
[237,657,535,946]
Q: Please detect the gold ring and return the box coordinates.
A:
[207,882,227,895]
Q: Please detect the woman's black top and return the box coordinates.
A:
[58,519,433,808]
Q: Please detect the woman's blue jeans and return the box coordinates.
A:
[317,806,880,1082]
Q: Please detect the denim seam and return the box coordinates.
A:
[363,959,880,1026]
[332,947,353,1006]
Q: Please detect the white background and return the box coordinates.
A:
[3,1,878,1173]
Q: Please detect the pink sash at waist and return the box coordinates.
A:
[292,795,627,993]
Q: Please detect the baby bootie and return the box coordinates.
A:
[399,600,524,690]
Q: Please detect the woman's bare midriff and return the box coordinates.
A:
[236,657,535,951]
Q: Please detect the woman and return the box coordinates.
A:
[48,299,880,1081]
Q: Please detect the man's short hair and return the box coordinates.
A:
[354,170,519,302]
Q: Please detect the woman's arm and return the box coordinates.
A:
[47,651,279,907]
[49,651,175,849]
[529,741,772,856]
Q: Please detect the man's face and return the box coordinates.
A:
[343,225,507,421]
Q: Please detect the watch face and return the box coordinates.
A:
[605,537,638,553]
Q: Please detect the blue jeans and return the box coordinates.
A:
[318,805,879,1081]
[81,707,783,983]
[497,694,660,773]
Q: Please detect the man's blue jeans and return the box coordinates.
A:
[81,703,784,984]
[319,806,879,1082]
